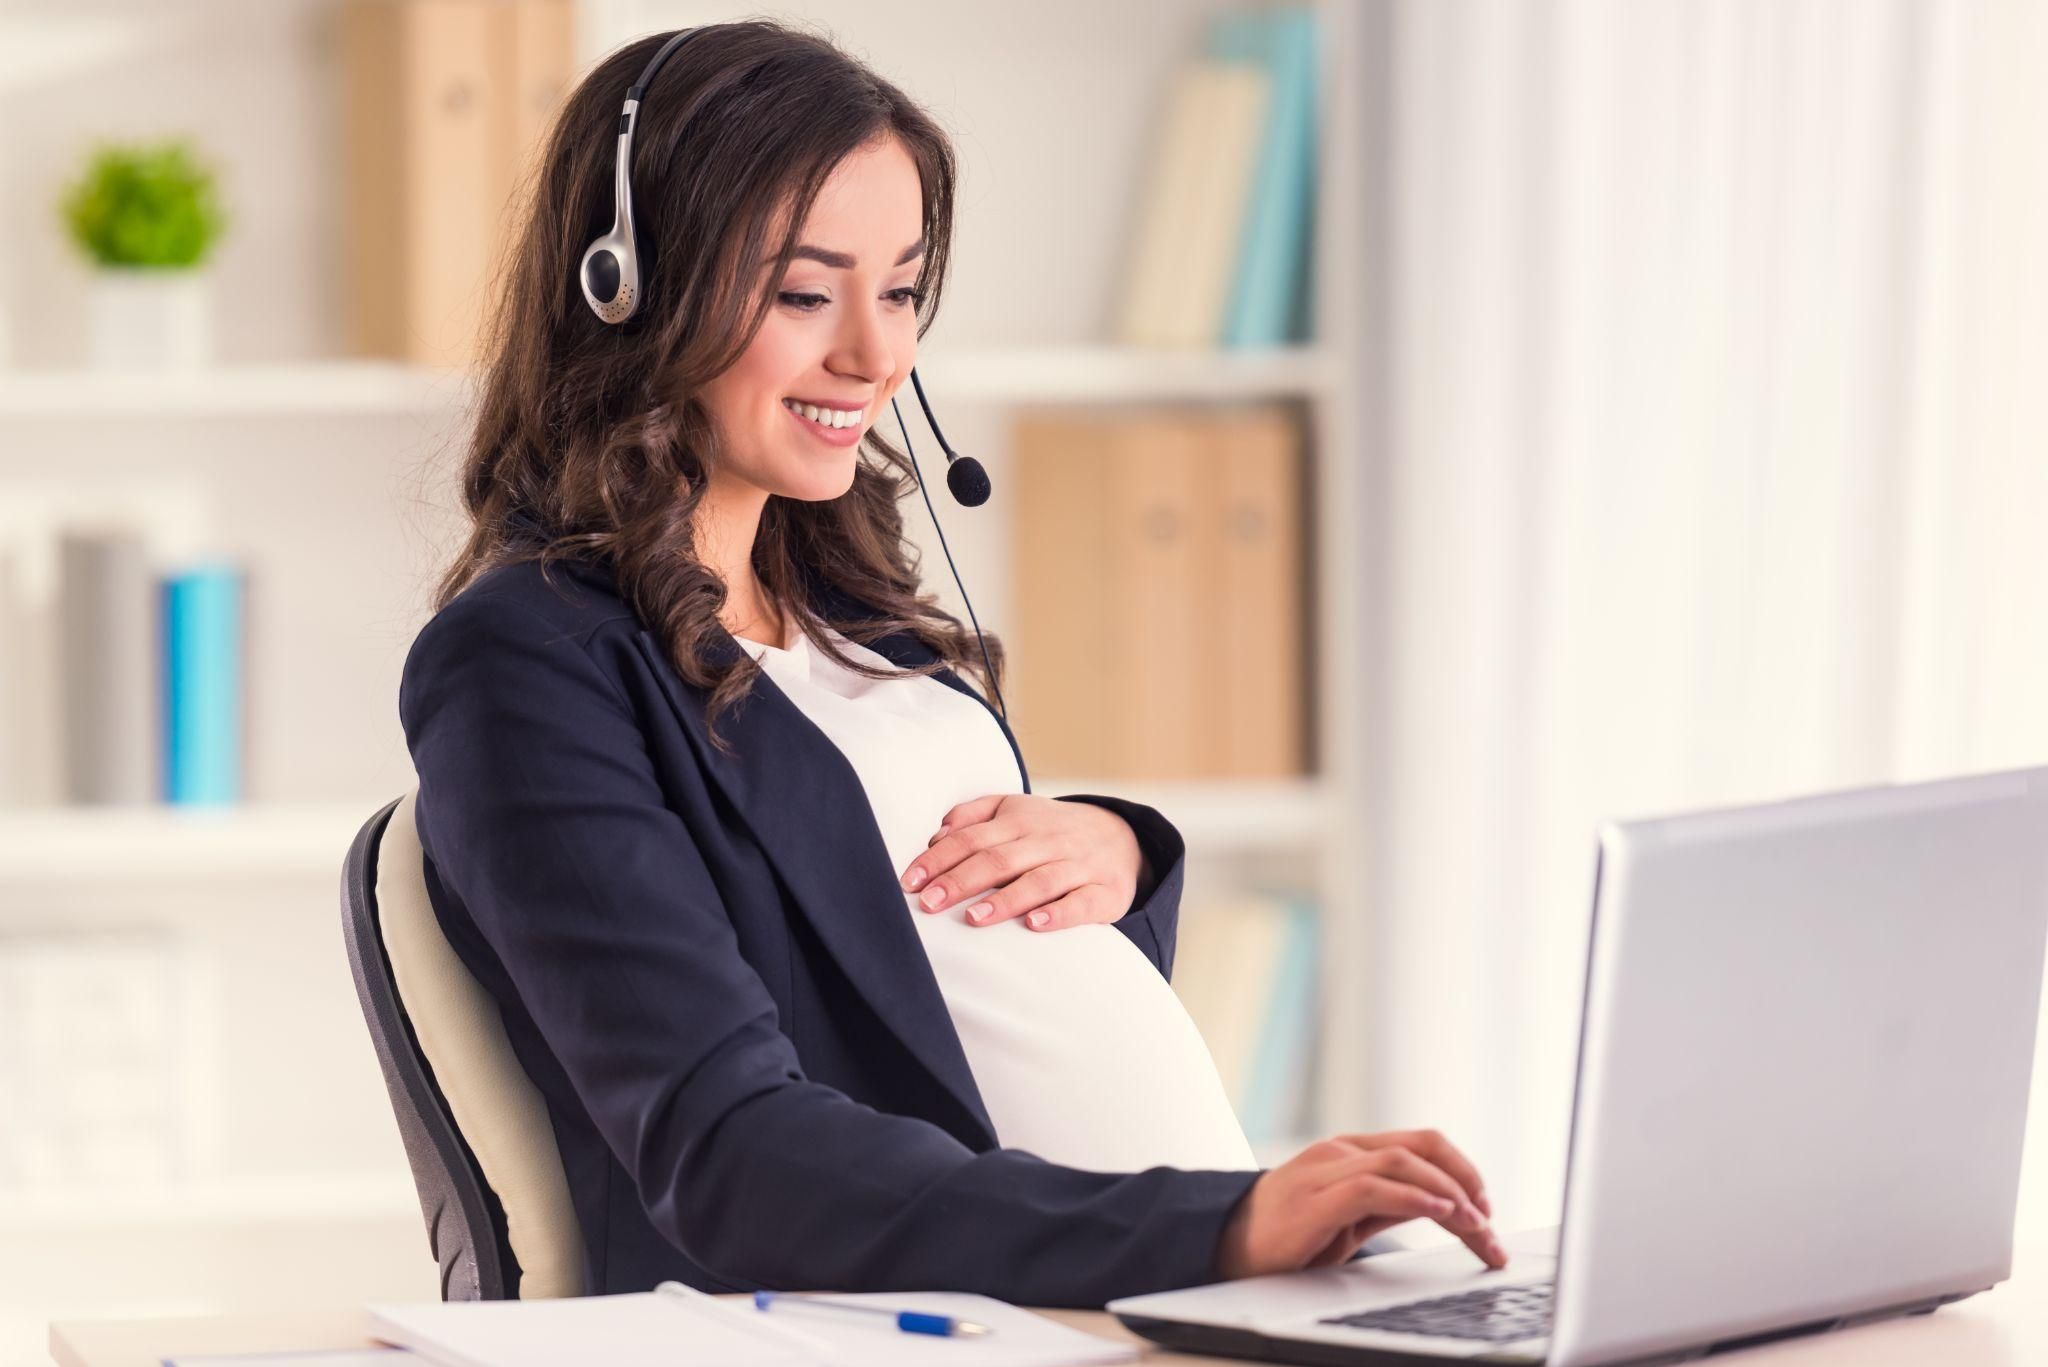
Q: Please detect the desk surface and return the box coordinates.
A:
[49,1252,2048,1367]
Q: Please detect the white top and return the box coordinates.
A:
[736,623,1258,1173]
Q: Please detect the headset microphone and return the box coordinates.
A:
[578,26,1007,721]
[909,368,989,507]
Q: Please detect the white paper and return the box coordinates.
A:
[363,1288,1139,1367]
[167,1353,412,1366]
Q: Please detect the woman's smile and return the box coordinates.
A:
[782,395,868,447]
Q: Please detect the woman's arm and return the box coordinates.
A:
[399,594,1257,1306]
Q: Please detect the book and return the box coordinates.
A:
[1170,891,1292,1107]
[1113,62,1269,348]
[1237,896,1319,1145]
[1166,61,1270,348]
[367,1282,1138,1367]
[162,561,246,805]
[57,525,158,804]
[1211,7,1322,348]
[1170,889,1318,1147]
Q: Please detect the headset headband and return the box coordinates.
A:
[578,27,706,324]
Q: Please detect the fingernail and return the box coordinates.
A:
[967,903,992,923]
[903,866,927,891]
[931,825,950,843]
[1475,1188,1492,1217]
[1431,1197,1457,1216]
[1027,910,1049,928]
[920,885,945,909]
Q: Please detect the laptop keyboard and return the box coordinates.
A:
[1319,1280,1555,1343]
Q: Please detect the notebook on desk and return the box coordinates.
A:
[363,1282,1141,1367]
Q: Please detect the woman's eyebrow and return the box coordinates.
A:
[789,239,925,269]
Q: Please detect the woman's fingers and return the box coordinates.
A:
[903,817,1022,905]
[1365,1147,1486,1228]
[1338,1129,1493,1219]
[1314,1151,1507,1271]
[1314,1170,1457,1227]
[950,859,1076,926]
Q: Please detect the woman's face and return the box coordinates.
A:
[698,134,926,503]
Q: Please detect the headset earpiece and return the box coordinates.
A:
[580,231,638,324]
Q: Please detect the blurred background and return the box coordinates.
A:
[2,0,2046,1360]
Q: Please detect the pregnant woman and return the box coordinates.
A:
[399,19,1505,1307]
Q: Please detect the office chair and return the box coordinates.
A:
[341,788,587,1300]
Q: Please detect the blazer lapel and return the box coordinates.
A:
[631,586,1003,1150]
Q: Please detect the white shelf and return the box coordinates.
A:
[0,781,1324,883]
[0,801,384,882]
[0,360,471,418]
[0,344,1337,420]
[1036,777,1330,851]
[919,343,1340,404]
[0,1172,421,1232]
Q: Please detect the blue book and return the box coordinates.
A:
[162,563,244,805]
[1210,7,1321,348]
[1239,896,1319,1144]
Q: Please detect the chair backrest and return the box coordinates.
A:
[341,788,587,1300]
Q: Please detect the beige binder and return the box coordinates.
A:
[1010,409,1114,778]
[1113,409,1207,779]
[342,0,575,368]
[1010,405,1306,781]
[1203,404,1305,776]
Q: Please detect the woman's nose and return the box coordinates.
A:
[833,301,896,381]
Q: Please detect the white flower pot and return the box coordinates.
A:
[88,266,215,370]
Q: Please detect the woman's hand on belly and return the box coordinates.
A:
[898,793,1143,932]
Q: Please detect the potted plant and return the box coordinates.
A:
[59,137,229,369]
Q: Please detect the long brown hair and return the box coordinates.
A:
[433,19,1004,757]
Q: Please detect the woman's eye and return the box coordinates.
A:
[777,288,926,313]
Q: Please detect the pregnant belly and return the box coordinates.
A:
[910,900,1260,1174]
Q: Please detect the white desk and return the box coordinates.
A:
[49,1248,2048,1367]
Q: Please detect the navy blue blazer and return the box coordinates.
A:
[397,554,1265,1307]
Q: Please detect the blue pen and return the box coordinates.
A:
[753,1289,994,1337]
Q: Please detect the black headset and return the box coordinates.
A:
[578,26,1006,722]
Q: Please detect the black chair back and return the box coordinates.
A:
[340,795,519,1300]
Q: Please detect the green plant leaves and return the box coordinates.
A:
[60,138,229,269]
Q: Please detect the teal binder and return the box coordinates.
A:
[1210,7,1321,348]
[162,562,244,805]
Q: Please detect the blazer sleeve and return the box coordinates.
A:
[1051,793,1185,981]
[399,594,1260,1308]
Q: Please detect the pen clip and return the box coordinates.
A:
[656,1279,838,1358]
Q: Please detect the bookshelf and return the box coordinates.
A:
[0,0,1374,1307]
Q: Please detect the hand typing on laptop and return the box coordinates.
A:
[1214,1130,1509,1279]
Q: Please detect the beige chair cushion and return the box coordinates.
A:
[376,787,587,1298]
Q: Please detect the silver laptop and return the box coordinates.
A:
[1110,766,2048,1366]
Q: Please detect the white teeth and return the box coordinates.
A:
[783,398,864,429]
